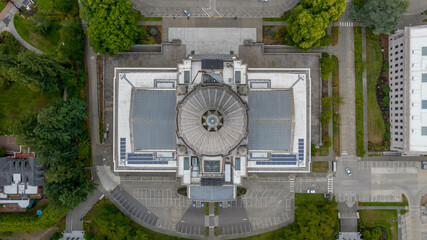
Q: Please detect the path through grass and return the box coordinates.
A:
[14,15,62,54]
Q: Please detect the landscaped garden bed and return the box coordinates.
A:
[262,26,287,45]
[358,209,398,240]
[137,25,162,44]
[332,55,341,156]
[366,28,390,152]
[312,161,329,172]
[331,26,339,47]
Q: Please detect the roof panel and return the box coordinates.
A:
[132,90,176,150]
[248,91,293,151]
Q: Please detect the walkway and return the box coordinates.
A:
[0,0,42,53]
[330,5,356,157]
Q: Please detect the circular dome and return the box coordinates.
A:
[177,85,248,156]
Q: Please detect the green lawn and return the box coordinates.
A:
[332,55,340,156]
[14,15,62,54]
[133,10,163,21]
[295,193,328,206]
[0,83,59,134]
[366,39,385,145]
[359,201,408,207]
[0,1,6,12]
[312,161,329,172]
[359,210,398,240]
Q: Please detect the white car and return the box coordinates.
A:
[345,167,351,176]
[306,189,316,193]
[183,10,191,17]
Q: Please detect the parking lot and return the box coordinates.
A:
[132,0,298,17]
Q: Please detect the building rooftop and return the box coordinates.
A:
[405,25,427,154]
[0,157,44,187]
[248,90,293,151]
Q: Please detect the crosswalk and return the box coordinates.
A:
[332,22,355,27]
[289,178,295,193]
[327,176,333,193]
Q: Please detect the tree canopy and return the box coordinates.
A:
[286,0,346,51]
[1,51,74,93]
[11,99,94,209]
[320,52,336,80]
[350,0,409,34]
[81,0,139,55]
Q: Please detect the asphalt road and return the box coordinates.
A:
[131,0,298,17]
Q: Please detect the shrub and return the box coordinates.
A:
[0,147,6,157]
[282,10,291,21]
[267,28,276,37]
[320,110,332,127]
[382,96,390,106]
[51,232,62,240]
[383,61,389,71]
[357,144,366,157]
[384,131,390,140]
[385,122,391,128]
[382,86,390,94]
[321,97,333,110]
[149,27,157,36]
[323,135,332,147]
[311,143,318,156]
[84,233,95,240]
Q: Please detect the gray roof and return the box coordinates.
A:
[201,59,224,70]
[132,90,177,150]
[0,157,44,187]
[248,91,293,151]
[189,186,234,201]
[176,85,248,156]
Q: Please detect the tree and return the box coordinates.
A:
[44,162,95,209]
[92,203,134,239]
[57,20,85,61]
[31,14,51,34]
[286,0,346,51]
[320,52,336,80]
[81,0,139,55]
[350,0,409,34]
[11,99,87,165]
[7,51,74,93]
[361,227,382,240]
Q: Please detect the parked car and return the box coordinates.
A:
[183,10,191,17]
[306,189,316,193]
[421,161,426,170]
[345,167,351,176]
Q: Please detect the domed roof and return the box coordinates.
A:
[176,85,248,156]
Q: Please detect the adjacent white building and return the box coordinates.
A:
[389,25,427,155]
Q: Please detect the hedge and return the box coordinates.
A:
[0,206,67,232]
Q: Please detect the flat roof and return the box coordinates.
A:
[248,90,293,151]
[132,90,176,151]
[407,26,427,153]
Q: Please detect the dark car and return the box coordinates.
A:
[422,161,426,170]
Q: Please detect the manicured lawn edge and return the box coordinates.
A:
[354,26,365,157]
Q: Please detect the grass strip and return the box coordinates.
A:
[366,39,385,146]
[354,26,365,157]
[332,55,340,156]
